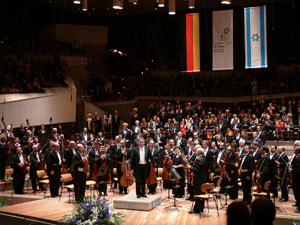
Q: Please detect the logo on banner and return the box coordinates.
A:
[251,33,260,42]
[221,27,230,45]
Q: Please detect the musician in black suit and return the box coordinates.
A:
[116,139,131,195]
[240,145,254,204]
[64,141,76,175]
[132,120,143,138]
[184,138,194,156]
[186,143,196,200]
[187,148,207,213]
[47,143,63,197]
[119,123,132,148]
[112,110,121,138]
[202,140,213,175]
[10,146,27,194]
[257,126,267,144]
[73,144,88,202]
[130,138,154,198]
[276,147,289,202]
[97,146,111,196]
[174,131,187,149]
[30,145,45,192]
[79,128,89,143]
[153,128,167,150]
[292,147,300,213]
[269,146,279,198]
[148,140,159,194]
[18,123,27,139]
[251,141,262,164]
[250,132,263,147]
[256,146,271,196]
[227,143,239,200]
[217,118,228,136]
[37,124,48,136]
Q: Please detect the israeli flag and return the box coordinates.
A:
[244,6,267,69]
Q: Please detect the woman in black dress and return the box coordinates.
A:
[172,146,185,198]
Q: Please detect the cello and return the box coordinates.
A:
[120,152,134,187]
[162,152,173,180]
[58,123,67,174]
[146,162,157,185]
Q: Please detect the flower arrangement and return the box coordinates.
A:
[60,196,123,225]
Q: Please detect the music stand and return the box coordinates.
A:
[161,163,174,202]
[165,168,182,211]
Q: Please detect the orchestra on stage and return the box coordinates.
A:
[1,100,300,213]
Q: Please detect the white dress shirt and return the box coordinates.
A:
[139,147,146,164]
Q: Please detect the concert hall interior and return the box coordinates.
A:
[1,0,300,224]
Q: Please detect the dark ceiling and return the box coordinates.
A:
[35,0,290,18]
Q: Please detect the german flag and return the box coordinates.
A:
[181,13,200,73]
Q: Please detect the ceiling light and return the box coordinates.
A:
[73,0,80,4]
[113,0,123,9]
[82,0,88,11]
[188,0,195,9]
[158,0,164,7]
[169,0,175,15]
[129,0,138,5]
[221,0,231,5]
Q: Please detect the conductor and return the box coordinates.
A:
[131,137,154,198]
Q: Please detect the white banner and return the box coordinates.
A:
[213,10,233,71]
[244,6,268,69]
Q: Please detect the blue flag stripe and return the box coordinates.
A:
[260,6,266,67]
[246,8,251,68]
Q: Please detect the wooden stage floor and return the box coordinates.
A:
[1,181,300,225]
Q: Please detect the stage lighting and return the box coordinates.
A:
[169,0,175,15]
[113,0,123,9]
[188,0,195,9]
[82,0,87,11]
[129,0,138,5]
[158,0,164,7]
[73,0,80,4]
[221,0,231,4]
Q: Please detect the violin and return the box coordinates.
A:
[120,153,134,187]
[146,162,157,185]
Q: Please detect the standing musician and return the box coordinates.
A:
[96,146,111,196]
[73,144,88,202]
[186,143,196,200]
[148,139,159,194]
[256,146,271,197]
[64,141,77,175]
[162,142,175,189]
[10,146,27,194]
[172,146,185,198]
[187,148,207,213]
[22,129,33,155]
[154,128,167,150]
[240,145,254,204]
[88,141,100,182]
[269,146,279,198]
[47,142,64,197]
[202,140,214,177]
[292,147,300,213]
[276,147,289,202]
[85,113,93,133]
[130,137,154,198]
[30,145,45,192]
[0,136,8,181]
[119,123,132,148]
[226,143,239,200]
[116,139,131,195]
[252,141,262,164]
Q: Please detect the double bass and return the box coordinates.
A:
[120,152,134,187]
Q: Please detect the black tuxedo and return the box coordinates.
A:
[174,136,187,149]
[269,152,279,197]
[190,155,207,212]
[252,147,262,163]
[79,132,89,143]
[18,128,27,139]
[203,148,214,173]
[153,134,167,149]
[217,123,228,136]
[30,152,45,191]
[240,153,254,204]
[73,151,87,201]
[64,147,76,172]
[132,125,143,136]
[277,152,289,200]
[257,131,267,144]
[119,129,132,148]
[47,150,62,196]
[131,146,154,196]
[11,154,27,194]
